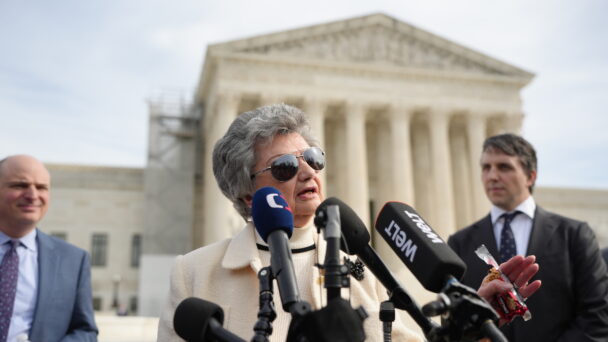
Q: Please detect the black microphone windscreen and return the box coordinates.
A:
[174,297,224,342]
[375,201,466,293]
[315,197,370,254]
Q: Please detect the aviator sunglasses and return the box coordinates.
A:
[250,147,326,182]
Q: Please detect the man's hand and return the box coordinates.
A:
[477,255,542,326]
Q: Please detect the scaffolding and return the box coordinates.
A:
[143,91,200,255]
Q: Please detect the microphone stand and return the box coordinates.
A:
[316,202,444,340]
[421,278,507,342]
[354,245,442,339]
[380,301,395,342]
[252,267,277,342]
[314,204,350,301]
[253,266,314,342]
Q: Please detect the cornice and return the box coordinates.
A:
[206,13,534,79]
[208,52,532,87]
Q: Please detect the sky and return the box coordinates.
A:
[1,0,607,189]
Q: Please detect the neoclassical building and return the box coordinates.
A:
[36,14,608,334]
[162,11,537,320]
[194,13,533,244]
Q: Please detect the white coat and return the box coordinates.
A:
[157,223,422,342]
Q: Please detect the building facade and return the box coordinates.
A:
[41,164,145,313]
[35,14,608,331]
[194,13,535,248]
[187,12,536,314]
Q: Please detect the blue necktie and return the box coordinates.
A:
[0,240,19,342]
[499,212,520,263]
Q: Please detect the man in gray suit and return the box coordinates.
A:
[448,134,608,341]
[0,155,97,342]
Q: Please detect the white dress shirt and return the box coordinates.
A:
[0,229,38,342]
[490,196,536,257]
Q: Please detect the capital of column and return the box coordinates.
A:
[260,93,282,106]
[302,97,327,116]
[465,110,488,132]
[464,108,488,119]
[204,91,241,139]
[216,91,241,109]
[427,107,454,132]
[345,101,368,121]
[486,109,525,136]
[428,106,453,116]
[390,103,417,121]
[217,91,240,113]
[505,111,525,133]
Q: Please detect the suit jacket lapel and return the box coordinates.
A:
[464,216,500,279]
[527,206,554,256]
[477,215,500,258]
[31,230,59,334]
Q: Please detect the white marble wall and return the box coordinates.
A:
[535,187,608,247]
[41,165,145,313]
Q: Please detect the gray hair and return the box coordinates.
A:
[483,133,538,193]
[212,103,319,220]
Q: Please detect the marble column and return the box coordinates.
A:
[428,108,456,237]
[303,98,327,197]
[345,101,370,226]
[466,112,489,220]
[506,111,525,134]
[202,92,241,245]
[377,106,439,324]
[390,106,415,205]
[303,98,326,149]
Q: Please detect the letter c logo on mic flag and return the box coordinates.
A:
[266,193,292,212]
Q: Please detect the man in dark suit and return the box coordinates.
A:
[0,155,97,342]
[448,133,608,341]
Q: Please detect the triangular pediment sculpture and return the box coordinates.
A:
[208,13,533,78]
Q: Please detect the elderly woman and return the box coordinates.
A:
[157,104,541,341]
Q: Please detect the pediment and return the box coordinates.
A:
[209,13,533,79]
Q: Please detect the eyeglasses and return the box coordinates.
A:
[250,147,325,182]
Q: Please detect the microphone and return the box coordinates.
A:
[252,186,307,315]
[173,297,245,342]
[316,197,438,335]
[376,202,507,341]
[374,201,466,293]
[314,199,349,301]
